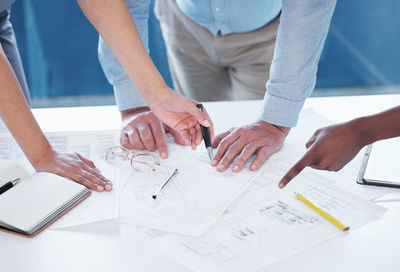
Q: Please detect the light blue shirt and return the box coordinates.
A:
[99,0,337,127]
[175,0,282,36]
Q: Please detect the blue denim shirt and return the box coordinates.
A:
[99,0,337,127]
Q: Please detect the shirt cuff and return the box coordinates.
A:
[259,92,306,128]
[113,80,147,111]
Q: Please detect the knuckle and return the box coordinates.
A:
[68,164,79,172]
[121,139,130,148]
[235,158,246,166]
[153,131,164,138]
[316,160,328,169]
[222,153,233,163]
[76,176,85,183]
[327,164,338,171]
[245,142,258,151]
[219,139,230,149]
[87,183,97,190]
[142,134,153,142]
[234,127,245,135]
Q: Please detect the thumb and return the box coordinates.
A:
[186,102,212,127]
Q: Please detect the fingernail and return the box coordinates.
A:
[212,159,218,166]
[250,164,257,171]
[232,165,239,172]
[97,186,104,192]
[279,183,284,188]
[161,152,167,159]
[217,164,224,171]
[105,185,112,191]
[203,120,211,127]
[107,180,113,185]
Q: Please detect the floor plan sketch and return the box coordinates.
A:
[130,166,386,272]
[120,137,258,236]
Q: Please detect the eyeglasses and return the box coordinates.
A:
[105,146,160,172]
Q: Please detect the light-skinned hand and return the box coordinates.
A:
[212,121,289,172]
[149,89,214,146]
[120,107,209,157]
[33,150,113,192]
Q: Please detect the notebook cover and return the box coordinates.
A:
[0,191,92,238]
[357,145,400,189]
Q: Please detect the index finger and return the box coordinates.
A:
[149,121,168,159]
[278,153,312,188]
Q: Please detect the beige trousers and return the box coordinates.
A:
[154,0,279,101]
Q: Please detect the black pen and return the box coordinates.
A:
[0,178,20,195]
[196,104,213,162]
[152,169,178,199]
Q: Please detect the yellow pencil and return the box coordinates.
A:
[296,193,350,232]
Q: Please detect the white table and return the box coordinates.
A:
[1,94,400,272]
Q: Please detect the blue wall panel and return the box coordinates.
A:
[10,0,400,98]
[317,0,400,88]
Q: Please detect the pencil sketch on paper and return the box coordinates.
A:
[123,173,204,225]
[302,187,354,215]
[254,197,320,228]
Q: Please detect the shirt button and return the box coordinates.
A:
[215,7,220,11]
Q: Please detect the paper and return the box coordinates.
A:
[130,168,386,272]
[0,130,121,229]
[124,110,387,272]
[119,137,258,236]
[265,110,394,200]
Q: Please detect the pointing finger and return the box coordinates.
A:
[278,152,312,188]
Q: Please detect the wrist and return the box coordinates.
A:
[30,145,56,170]
[121,106,150,120]
[258,120,290,136]
[139,83,170,108]
[349,116,378,146]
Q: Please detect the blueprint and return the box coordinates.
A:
[125,110,388,272]
[130,169,386,272]
[119,138,258,236]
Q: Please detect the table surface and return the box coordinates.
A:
[1,94,400,272]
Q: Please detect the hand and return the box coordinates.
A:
[212,121,289,172]
[120,107,203,158]
[149,88,214,146]
[121,107,169,158]
[279,120,365,188]
[33,150,113,192]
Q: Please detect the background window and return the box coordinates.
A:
[10,0,400,108]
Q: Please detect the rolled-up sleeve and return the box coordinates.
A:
[260,0,337,127]
[98,0,150,111]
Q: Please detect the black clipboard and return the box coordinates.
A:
[357,144,400,189]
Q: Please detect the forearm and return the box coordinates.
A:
[77,0,167,105]
[0,48,52,165]
[261,0,337,127]
[355,106,400,145]
[98,0,149,111]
